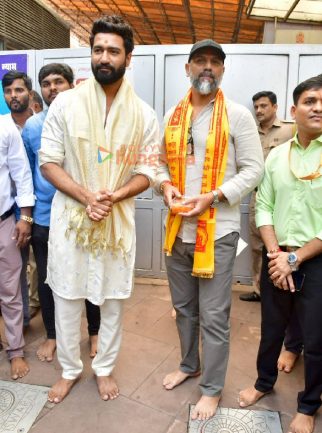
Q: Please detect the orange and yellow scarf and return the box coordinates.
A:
[164,88,229,278]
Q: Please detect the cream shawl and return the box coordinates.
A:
[63,76,144,254]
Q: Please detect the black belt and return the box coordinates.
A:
[0,206,14,222]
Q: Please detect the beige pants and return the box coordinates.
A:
[53,292,123,380]
[28,248,39,308]
[249,192,263,295]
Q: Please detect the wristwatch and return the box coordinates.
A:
[287,252,299,272]
[210,190,220,208]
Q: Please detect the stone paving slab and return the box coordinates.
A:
[0,380,49,433]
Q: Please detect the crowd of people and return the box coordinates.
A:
[0,14,321,433]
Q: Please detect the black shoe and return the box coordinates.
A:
[239,291,261,302]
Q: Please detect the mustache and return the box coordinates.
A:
[199,71,215,79]
[96,64,115,72]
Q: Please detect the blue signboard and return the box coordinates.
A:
[0,54,28,114]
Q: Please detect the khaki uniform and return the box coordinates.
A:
[250,119,295,292]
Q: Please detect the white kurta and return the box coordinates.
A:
[39,87,159,305]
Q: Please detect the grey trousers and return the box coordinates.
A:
[165,232,239,396]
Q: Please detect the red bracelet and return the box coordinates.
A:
[269,247,282,253]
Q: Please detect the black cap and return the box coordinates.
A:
[188,39,226,62]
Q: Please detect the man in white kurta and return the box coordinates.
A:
[39,15,159,403]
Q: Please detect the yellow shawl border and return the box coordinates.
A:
[164,88,229,278]
[63,76,144,255]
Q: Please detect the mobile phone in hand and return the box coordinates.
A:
[292,271,305,292]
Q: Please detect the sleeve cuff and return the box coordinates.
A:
[38,149,64,167]
[155,173,171,195]
[218,184,239,206]
[132,165,157,187]
[255,212,274,228]
[316,231,322,241]
[15,195,35,208]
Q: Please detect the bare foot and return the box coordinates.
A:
[11,357,30,379]
[278,350,299,373]
[89,335,98,358]
[238,386,267,407]
[96,375,119,401]
[37,339,56,362]
[48,377,79,404]
[191,395,220,421]
[163,369,200,390]
[288,413,314,433]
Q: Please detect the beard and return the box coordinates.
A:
[189,71,222,95]
[91,61,126,85]
[7,96,30,113]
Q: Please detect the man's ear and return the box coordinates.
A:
[290,104,296,120]
[185,63,190,77]
[126,52,132,68]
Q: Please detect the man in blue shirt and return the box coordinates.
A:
[22,63,101,363]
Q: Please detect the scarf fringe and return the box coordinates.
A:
[191,271,213,278]
[65,206,129,257]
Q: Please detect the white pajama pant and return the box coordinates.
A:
[53,292,123,380]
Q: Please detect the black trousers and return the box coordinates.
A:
[255,248,322,415]
[31,223,100,339]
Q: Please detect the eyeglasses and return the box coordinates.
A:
[289,141,322,180]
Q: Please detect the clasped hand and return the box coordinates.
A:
[86,190,113,222]
[267,251,295,292]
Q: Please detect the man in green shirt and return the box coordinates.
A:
[239,75,322,433]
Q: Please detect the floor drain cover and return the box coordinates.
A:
[188,407,283,433]
[0,380,49,433]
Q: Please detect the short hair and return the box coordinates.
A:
[2,71,32,92]
[89,15,134,55]
[293,75,322,105]
[38,63,74,86]
[252,91,277,105]
[30,90,43,110]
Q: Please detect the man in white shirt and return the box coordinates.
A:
[157,39,264,421]
[2,71,39,328]
[0,114,34,379]
[39,15,159,404]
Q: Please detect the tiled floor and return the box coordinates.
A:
[0,282,321,433]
